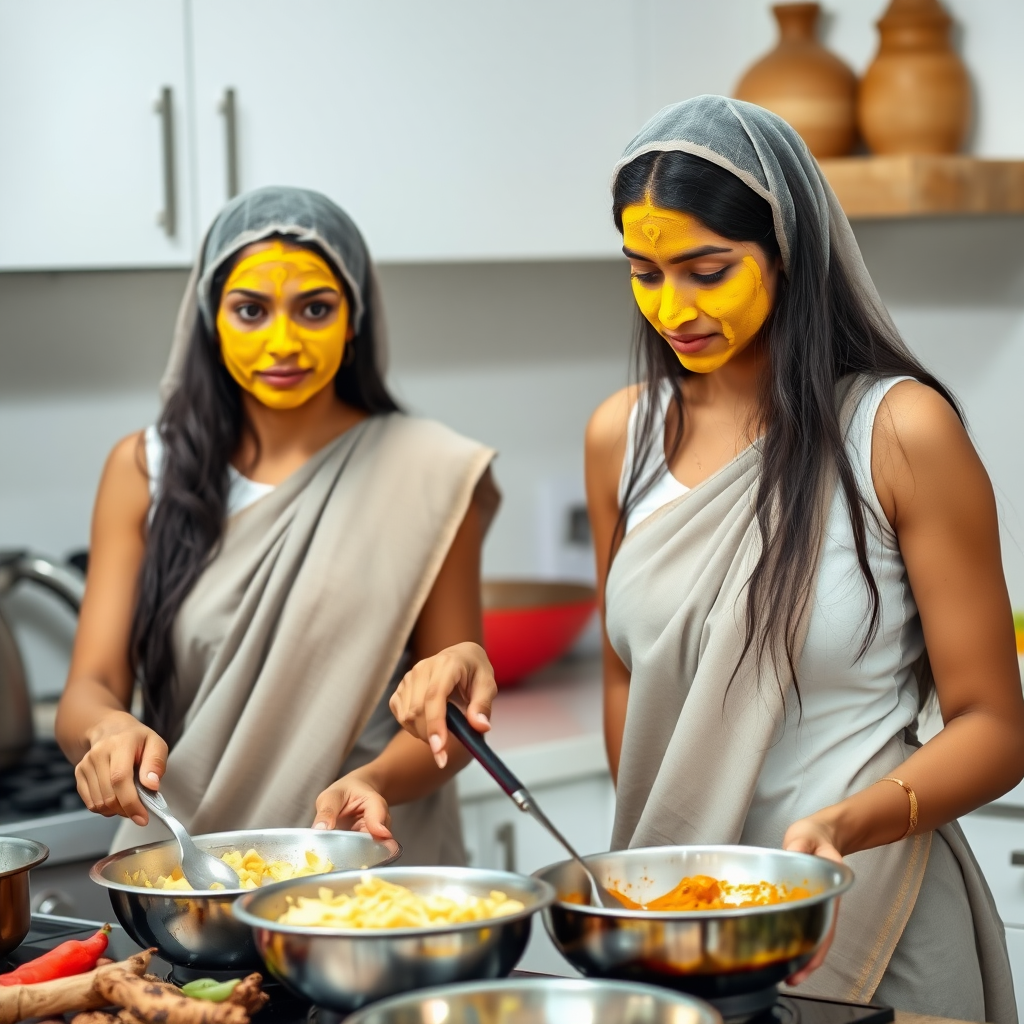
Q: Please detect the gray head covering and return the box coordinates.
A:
[612,95,893,331]
[161,185,388,402]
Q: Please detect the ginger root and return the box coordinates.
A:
[0,951,151,1024]
[94,970,248,1024]
[225,976,268,1015]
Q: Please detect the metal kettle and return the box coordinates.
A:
[0,551,85,769]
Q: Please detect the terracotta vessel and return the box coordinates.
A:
[734,3,857,158]
[858,0,971,154]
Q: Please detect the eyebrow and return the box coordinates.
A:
[622,244,733,264]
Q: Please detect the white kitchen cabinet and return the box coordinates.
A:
[0,1,639,268]
[0,1,197,269]
[960,808,1024,1014]
[188,1,634,260]
[959,810,1024,928]
[462,774,615,874]
[460,771,615,975]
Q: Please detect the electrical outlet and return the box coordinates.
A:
[535,475,595,583]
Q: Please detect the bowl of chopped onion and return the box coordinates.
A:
[232,866,556,1013]
[90,828,400,970]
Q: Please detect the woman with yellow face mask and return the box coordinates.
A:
[55,187,500,866]
[390,98,1022,1019]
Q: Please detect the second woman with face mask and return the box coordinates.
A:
[56,186,499,866]
[392,97,1024,1019]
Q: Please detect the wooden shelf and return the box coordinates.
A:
[818,155,1024,219]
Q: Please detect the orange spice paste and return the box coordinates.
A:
[610,874,811,910]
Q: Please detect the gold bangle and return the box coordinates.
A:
[879,777,918,840]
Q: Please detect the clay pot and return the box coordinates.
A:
[859,0,971,154]
[735,3,857,158]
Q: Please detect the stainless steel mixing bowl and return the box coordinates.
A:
[533,846,853,1019]
[233,866,556,1013]
[90,827,400,969]
[0,837,49,957]
[344,977,722,1024]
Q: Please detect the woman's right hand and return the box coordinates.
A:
[74,711,168,826]
[389,641,496,769]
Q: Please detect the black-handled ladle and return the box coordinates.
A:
[445,703,621,909]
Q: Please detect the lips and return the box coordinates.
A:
[256,366,311,388]
[663,332,717,355]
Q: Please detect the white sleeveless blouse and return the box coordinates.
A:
[618,377,924,841]
[144,425,274,516]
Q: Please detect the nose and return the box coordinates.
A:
[265,314,303,358]
[659,284,698,330]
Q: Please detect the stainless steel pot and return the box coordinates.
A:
[344,977,722,1024]
[0,837,49,956]
[534,846,854,1020]
[91,828,403,970]
[0,551,85,769]
[232,866,557,1013]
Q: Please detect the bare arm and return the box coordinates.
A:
[785,381,1024,858]
[585,387,636,784]
[55,432,167,826]
[313,497,485,834]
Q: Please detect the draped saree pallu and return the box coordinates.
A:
[113,413,497,864]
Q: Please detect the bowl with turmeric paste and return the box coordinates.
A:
[533,845,853,1020]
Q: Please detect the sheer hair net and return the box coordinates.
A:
[612,95,894,334]
[160,185,388,402]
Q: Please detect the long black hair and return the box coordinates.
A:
[130,238,401,739]
[613,151,958,697]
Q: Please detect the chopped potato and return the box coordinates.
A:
[128,848,333,891]
[277,875,525,929]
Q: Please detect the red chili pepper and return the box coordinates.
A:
[0,923,111,986]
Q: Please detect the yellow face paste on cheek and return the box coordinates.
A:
[216,242,350,410]
[684,256,772,373]
[622,203,772,373]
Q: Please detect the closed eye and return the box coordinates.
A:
[630,271,661,286]
[692,269,727,285]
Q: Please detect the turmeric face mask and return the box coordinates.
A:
[216,240,351,410]
[622,203,772,373]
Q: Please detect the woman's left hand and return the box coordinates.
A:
[782,814,844,986]
[312,772,393,840]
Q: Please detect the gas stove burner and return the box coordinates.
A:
[710,984,779,1021]
[307,1008,342,1024]
[755,993,894,1024]
[0,739,83,824]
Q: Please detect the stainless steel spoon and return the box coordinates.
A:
[445,704,622,909]
[135,777,241,890]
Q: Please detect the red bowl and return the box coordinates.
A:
[482,580,597,687]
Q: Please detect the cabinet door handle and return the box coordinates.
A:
[154,86,177,237]
[1011,851,1024,866]
[495,822,516,873]
[218,88,240,200]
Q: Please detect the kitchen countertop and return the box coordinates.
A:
[455,655,608,801]
[4,916,979,1024]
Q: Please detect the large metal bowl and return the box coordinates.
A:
[90,828,400,970]
[233,866,556,1013]
[534,846,853,1019]
[344,977,722,1024]
[0,837,49,957]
